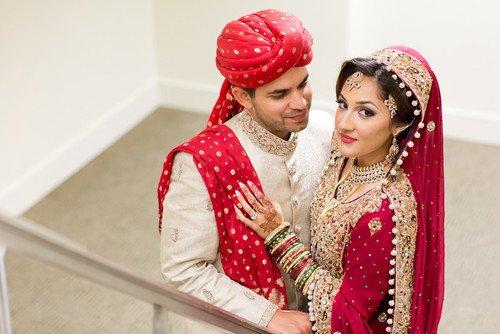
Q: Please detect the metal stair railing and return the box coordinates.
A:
[0,212,270,334]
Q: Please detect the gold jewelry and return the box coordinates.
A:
[385,135,399,166]
[384,95,398,119]
[336,160,385,201]
[345,71,364,91]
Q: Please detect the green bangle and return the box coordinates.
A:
[297,262,319,291]
[267,228,293,250]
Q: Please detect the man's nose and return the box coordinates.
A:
[289,91,307,110]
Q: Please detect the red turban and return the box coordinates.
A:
[208,9,313,127]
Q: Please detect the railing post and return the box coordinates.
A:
[0,246,12,334]
[153,303,169,334]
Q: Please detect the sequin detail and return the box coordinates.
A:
[427,121,436,132]
[384,172,417,333]
[368,218,383,236]
[258,302,279,327]
[371,48,432,116]
[310,156,382,274]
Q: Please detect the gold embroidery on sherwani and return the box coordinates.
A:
[239,110,297,156]
[384,172,417,334]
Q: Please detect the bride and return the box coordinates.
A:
[234,46,444,333]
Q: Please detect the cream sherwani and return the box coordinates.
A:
[160,110,333,332]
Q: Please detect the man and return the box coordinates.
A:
[158,9,333,334]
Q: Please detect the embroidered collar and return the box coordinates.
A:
[238,110,298,156]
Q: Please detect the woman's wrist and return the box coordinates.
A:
[264,221,290,245]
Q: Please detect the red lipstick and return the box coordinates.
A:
[339,133,357,144]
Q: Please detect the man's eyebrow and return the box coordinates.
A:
[299,74,309,86]
[268,88,289,95]
[267,74,309,95]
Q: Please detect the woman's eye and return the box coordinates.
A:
[337,100,347,109]
[359,109,375,117]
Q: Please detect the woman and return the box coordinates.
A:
[234,46,444,333]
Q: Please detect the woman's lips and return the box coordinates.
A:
[340,133,357,144]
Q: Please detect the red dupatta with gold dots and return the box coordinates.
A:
[157,125,287,308]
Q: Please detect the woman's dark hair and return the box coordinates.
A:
[336,58,415,132]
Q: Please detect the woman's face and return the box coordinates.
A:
[335,73,395,166]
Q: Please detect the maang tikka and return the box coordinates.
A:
[345,71,364,91]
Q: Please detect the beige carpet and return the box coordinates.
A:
[5,107,499,333]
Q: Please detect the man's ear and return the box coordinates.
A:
[232,87,254,110]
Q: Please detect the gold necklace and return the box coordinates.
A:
[321,159,386,218]
[336,160,386,201]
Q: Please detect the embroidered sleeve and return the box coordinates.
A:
[266,204,394,333]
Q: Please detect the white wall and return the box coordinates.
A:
[2,0,499,215]
[346,0,500,145]
[155,0,348,113]
[0,0,160,216]
[156,0,500,146]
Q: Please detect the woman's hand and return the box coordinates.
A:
[234,181,284,239]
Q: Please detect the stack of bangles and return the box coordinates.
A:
[265,222,321,294]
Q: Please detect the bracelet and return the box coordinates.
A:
[266,228,292,250]
[301,266,321,295]
[297,263,319,291]
[276,241,302,264]
[264,221,290,244]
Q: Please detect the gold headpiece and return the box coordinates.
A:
[345,71,364,91]
[370,48,432,118]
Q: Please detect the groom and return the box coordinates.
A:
[158,9,333,333]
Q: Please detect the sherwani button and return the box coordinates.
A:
[292,195,299,206]
[288,164,296,175]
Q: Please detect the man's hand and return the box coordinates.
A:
[267,310,312,334]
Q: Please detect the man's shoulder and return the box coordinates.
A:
[305,109,334,138]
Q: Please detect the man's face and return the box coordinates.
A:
[244,66,312,139]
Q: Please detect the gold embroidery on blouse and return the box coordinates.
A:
[384,172,417,334]
[368,218,383,236]
[239,110,298,156]
[310,153,382,274]
[311,269,342,333]
[309,137,417,333]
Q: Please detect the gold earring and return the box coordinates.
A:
[385,135,399,165]
[384,95,397,119]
